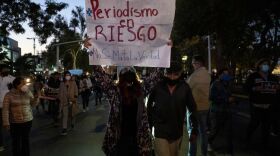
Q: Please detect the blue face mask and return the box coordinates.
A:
[221,74,231,81]
[261,64,270,73]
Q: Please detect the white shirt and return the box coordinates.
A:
[0,75,15,108]
[79,78,93,90]
[86,78,93,88]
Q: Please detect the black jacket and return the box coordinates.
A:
[245,72,279,105]
[147,80,198,140]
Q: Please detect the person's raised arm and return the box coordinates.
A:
[143,69,162,96]
[93,69,117,102]
[29,90,40,107]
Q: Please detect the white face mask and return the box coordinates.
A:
[65,76,71,81]
[21,85,29,92]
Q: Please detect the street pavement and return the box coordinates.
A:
[1,94,279,156]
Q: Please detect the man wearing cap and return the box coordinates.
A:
[187,55,211,156]
[0,64,15,151]
[147,61,198,156]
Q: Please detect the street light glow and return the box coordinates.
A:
[182,55,188,61]
[25,78,31,83]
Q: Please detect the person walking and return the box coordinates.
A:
[102,66,153,156]
[94,76,103,105]
[46,72,61,126]
[33,74,46,114]
[208,69,234,156]
[0,64,15,152]
[2,77,39,156]
[147,61,198,156]
[58,71,78,135]
[79,74,92,112]
[245,58,279,149]
[187,55,211,156]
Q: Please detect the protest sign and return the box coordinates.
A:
[85,0,175,67]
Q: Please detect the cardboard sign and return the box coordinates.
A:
[85,0,175,67]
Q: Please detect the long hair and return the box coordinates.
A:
[117,71,142,105]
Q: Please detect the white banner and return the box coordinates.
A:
[85,0,175,67]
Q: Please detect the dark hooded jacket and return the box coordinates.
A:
[147,80,198,140]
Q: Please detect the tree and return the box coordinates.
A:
[13,54,36,76]
[0,36,11,65]
[0,52,8,63]
[0,0,67,44]
[177,36,209,72]
[70,6,86,37]
[173,0,280,71]
[0,50,14,73]
[173,0,249,70]
[246,0,280,64]
[45,6,89,71]
[68,6,87,69]
[0,0,68,65]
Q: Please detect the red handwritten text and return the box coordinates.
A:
[90,0,159,20]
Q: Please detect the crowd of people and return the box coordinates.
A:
[0,55,279,156]
[0,64,105,156]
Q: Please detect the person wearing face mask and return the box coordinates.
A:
[208,69,234,156]
[58,71,78,135]
[2,77,39,156]
[187,55,211,156]
[0,64,15,152]
[245,58,279,149]
[147,61,198,156]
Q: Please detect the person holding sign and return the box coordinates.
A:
[102,66,153,156]
[147,62,198,156]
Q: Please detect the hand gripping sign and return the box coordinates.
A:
[85,0,175,67]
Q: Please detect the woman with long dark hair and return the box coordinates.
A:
[102,67,153,156]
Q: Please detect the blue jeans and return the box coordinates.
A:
[187,110,208,156]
